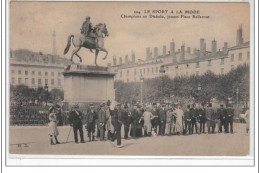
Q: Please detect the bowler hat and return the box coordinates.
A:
[124,104,128,108]
[90,103,94,107]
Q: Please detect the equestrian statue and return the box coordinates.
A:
[64,16,109,66]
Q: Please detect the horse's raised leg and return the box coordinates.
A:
[98,47,108,60]
[95,49,99,66]
[75,53,82,63]
[71,47,82,63]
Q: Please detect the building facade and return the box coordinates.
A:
[10,49,71,90]
[112,26,250,83]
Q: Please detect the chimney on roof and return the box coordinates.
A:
[119,57,122,65]
[236,24,244,46]
[170,40,175,55]
[187,47,191,54]
[211,38,217,54]
[154,47,158,58]
[113,56,117,66]
[200,38,206,58]
[131,51,135,63]
[222,42,228,54]
[125,55,129,64]
[163,45,167,56]
[180,44,185,61]
[146,47,151,60]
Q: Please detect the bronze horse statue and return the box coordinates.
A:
[64,23,109,66]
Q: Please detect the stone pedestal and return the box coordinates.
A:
[62,64,116,106]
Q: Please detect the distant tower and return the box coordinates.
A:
[236,25,244,46]
[52,30,57,55]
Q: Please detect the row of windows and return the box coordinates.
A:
[230,51,250,62]
[11,77,61,86]
[11,70,62,77]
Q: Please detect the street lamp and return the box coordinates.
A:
[159,65,166,102]
[140,75,144,104]
[197,82,201,91]
[44,83,49,105]
[236,87,239,107]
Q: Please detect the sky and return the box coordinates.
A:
[10,2,250,66]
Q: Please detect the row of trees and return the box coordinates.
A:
[115,64,250,107]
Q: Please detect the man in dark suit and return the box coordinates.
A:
[97,103,106,141]
[69,104,84,143]
[122,104,131,139]
[86,103,97,142]
[226,107,234,133]
[130,104,140,138]
[111,104,123,147]
[151,103,160,135]
[184,105,192,135]
[190,104,198,134]
[217,104,228,133]
[198,104,207,134]
[159,104,167,136]
[206,103,216,134]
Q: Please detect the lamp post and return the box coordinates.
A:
[236,87,239,108]
[44,83,49,105]
[140,75,144,104]
[159,65,166,102]
[197,82,201,105]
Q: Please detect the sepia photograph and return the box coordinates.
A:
[7,1,253,161]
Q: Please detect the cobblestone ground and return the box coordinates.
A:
[9,123,249,156]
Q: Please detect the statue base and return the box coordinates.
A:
[62,64,116,108]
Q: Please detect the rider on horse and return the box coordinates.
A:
[80,16,98,50]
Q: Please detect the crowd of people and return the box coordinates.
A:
[48,100,245,148]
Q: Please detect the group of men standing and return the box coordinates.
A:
[62,101,235,148]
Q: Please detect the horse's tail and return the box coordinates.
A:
[63,35,74,55]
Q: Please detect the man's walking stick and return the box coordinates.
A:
[66,126,72,143]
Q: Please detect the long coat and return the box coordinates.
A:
[245,109,250,130]
[106,108,115,133]
[142,111,153,133]
[206,108,216,127]
[48,113,59,136]
[174,108,184,132]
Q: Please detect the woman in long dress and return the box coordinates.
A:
[48,113,60,145]
[174,105,184,135]
[140,107,153,136]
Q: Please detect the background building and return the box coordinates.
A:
[10,49,71,90]
[112,25,250,83]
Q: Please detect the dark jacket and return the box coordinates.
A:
[217,108,228,121]
[226,108,234,120]
[86,109,97,124]
[131,109,141,122]
[69,110,83,126]
[122,110,132,126]
[184,109,191,121]
[151,108,160,124]
[159,108,167,122]
[111,109,123,131]
[98,108,106,124]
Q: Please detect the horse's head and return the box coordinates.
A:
[96,23,108,37]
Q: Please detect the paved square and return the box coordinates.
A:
[9,123,249,156]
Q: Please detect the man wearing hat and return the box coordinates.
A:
[111,103,124,147]
[206,103,216,134]
[97,103,106,141]
[130,104,140,138]
[151,103,160,135]
[69,104,84,143]
[226,106,234,133]
[217,104,228,133]
[86,103,97,142]
[159,104,167,136]
[184,105,192,135]
[122,104,132,139]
